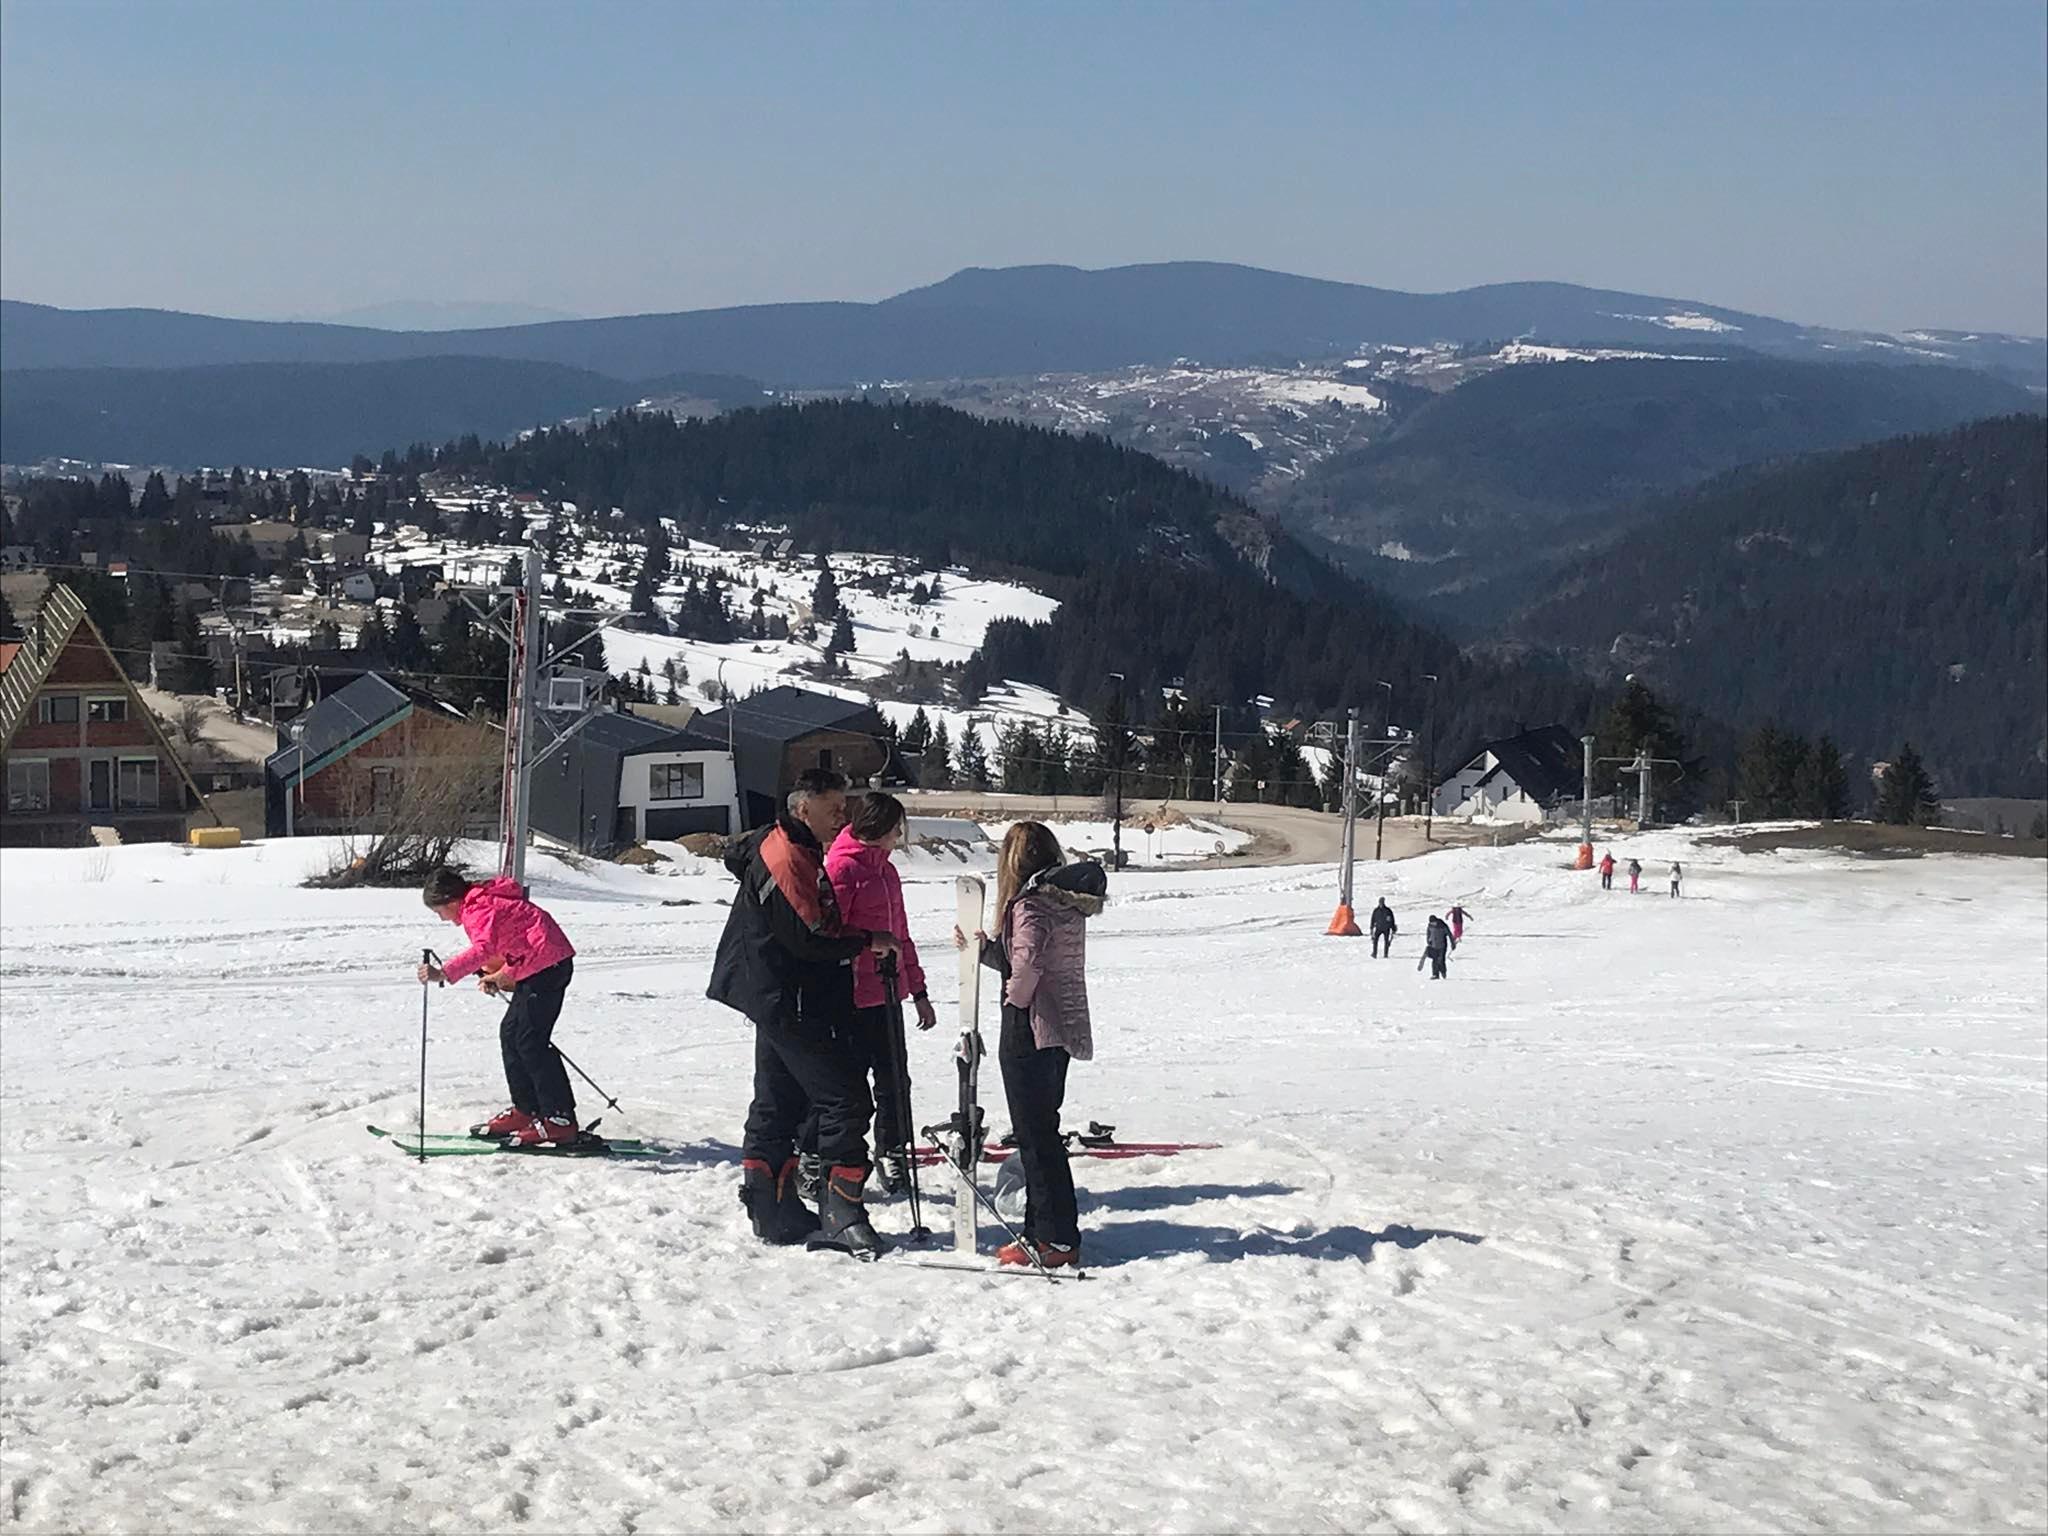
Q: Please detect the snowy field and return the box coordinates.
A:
[2,831,2044,1533]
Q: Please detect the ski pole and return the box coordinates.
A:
[553,1047,623,1116]
[880,954,929,1241]
[417,948,437,1163]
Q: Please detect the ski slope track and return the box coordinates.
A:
[1,831,2043,1532]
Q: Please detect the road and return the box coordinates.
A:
[899,790,1507,868]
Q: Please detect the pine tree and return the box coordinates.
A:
[924,720,953,788]
[391,605,429,670]
[174,603,214,693]
[955,722,990,790]
[0,586,18,641]
[1738,723,1806,819]
[1794,735,1850,820]
[812,565,840,620]
[1875,741,1941,825]
[902,706,932,753]
[830,613,855,654]
[137,471,173,522]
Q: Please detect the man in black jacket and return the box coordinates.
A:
[708,769,897,1254]
[1424,913,1452,981]
[1369,898,1398,958]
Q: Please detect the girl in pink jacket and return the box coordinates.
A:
[416,868,580,1147]
[825,793,933,1192]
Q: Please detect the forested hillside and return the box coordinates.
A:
[430,399,1350,598]
[1274,359,2036,628]
[1514,415,2048,797]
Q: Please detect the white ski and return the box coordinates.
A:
[950,874,987,1256]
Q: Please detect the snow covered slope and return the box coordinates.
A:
[2,832,2042,1531]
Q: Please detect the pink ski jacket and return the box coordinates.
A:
[1001,861,1107,1061]
[441,876,576,984]
[825,826,926,1008]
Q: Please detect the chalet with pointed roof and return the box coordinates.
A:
[1,584,216,846]
[1432,724,1582,825]
[698,685,892,829]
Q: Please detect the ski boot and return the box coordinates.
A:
[997,1237,1081,1270]
[507,1112,580,1147]
[797,1151,824,1204]
[472,1106,534,1140]
[808,1165,888,1259]
[739,1157,820,1245]
[870,1149,908,1198]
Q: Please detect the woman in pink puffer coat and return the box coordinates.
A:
[824,793,934,1191]
[415,868,580,1146]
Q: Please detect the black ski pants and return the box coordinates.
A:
[998,1004,1078,1248]
[1371,930,1394,957]
[746,987,874,1171]
[500,959,576,1118]
[1428,949,1448,980]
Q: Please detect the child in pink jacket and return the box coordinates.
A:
[416,867,580,1146]
[825,792,933,1192]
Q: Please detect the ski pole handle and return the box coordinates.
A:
[422,947,444,987]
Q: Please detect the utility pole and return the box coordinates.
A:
[1212,704,1224,805]
[1374,680,1392,861]
[1421,672,1437,845]
[1107,671,1125,871]
[1327,707,1362,935]
[1637,750,1654,828]
[1577,733,1597,869]
[1730,798,1746,826]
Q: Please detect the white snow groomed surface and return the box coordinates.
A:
[2,830,2044,1533]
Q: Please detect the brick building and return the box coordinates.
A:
[0,584,214,846]
[263,673,499,837]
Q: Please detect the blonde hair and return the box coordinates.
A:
[995,821,1064,924]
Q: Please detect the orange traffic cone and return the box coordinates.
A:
[1574,843,1594,871]
[1326,903,1362,936]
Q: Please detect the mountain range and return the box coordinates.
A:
[7,262,2042,387]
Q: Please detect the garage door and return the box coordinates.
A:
[645,806,730,840]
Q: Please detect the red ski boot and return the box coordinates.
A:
[508,1113,579,1147]
[472,1107,534,1140]
[997,1238,1080,1269]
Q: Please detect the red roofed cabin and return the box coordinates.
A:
[0,585,215,846]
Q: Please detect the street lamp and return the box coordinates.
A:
[1421,673,1438,843]
[1106,672,1128,868]
[1374,680,1392,860]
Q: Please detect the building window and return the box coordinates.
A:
[117,758,159,810]
[7,759,50,812]
[816,749,834,771]
[649,762,705,801]
[36,695,80,725]
[370,766,396,813]
[87,697,129,723]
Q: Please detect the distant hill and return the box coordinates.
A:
[1511,415,2048,798]
[9,263,2042,385]
[305,300,583,331]
[1272,358,2039,628]
[0,357,764,468]
[425,397,1611,758]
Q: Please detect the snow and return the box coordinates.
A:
[3,830,2044,1532]
[1498,342,1721,365]
[977,816,1250,867]
[1607,311,1745,334]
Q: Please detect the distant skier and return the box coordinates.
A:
[1598,853,1616,891]
[958,822,1106,1270]
[1423,913,1452,980]
[1627,858,1642,895]
[1669,861,1683,899]
[1369,898,1398,958]
[1446,904,1471,947]
[416,867,580,1147]
[824,791,936,1197]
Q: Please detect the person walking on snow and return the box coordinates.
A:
[708,769,899,1255]
[1598,852,1616,891]
[417,868,580,1147]
[824,791,936,1197]
[1369,898,1398,958]
[1627,858,1642,895]
[957,822,1106,1270]
[1669,861,1683,899]
[1423,913,1453,980]
[1446,904,1471,947]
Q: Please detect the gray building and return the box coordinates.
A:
[530,711,738,853]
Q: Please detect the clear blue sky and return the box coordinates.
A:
[3,0,2043,334]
